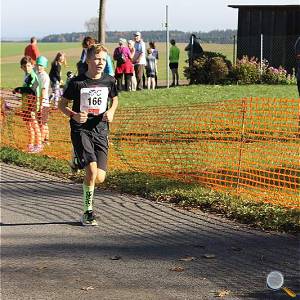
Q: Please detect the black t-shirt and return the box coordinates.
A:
[63,73,118,132]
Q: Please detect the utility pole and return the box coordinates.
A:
[98,0,106,44]
[165,5,170,88]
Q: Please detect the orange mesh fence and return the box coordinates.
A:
[1,89,299,208]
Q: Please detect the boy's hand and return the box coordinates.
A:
[102,109,114,122]
[72,111,88,123]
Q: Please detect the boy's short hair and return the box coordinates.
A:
[86,44,108,60]
[20,56,33,66]
[82,36,96,48]
[149,41,156,49]
[170,39,176,45]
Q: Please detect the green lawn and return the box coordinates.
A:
[117,85,298,108]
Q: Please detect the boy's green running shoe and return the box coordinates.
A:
[80,210,98,226]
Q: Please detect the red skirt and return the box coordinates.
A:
[115,59,134,75]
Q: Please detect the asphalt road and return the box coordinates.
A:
[1,163,299,300]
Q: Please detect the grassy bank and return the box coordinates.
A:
[1,146,299,234]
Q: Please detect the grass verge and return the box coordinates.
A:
[1,146,299,234]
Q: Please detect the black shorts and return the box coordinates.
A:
[169,62,178,70]
[71,129,109,171]
[146,70,156,78]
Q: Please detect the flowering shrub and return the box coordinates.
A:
[262,66,297,85]
[231,56,261,84]
[184,54,296,85]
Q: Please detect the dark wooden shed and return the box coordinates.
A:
[228,4,300,73]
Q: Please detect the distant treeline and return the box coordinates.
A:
[41,30,237,44]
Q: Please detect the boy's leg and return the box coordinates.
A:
[41,107,50,143]
[152,77,156,90]
[147,77,151,90]
[96,168,106,184]
[81,162,98,226]
[171,69,176,86]
[69,147,79,173]
[79,132,108,226]
[26,121,35,152]
[28,113,42,152]
[175,68,179,85]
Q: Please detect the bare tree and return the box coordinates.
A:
[98,0,107,43]
[84,17,98,36]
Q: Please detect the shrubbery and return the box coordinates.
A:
[184,51,231,84]
[184,53,297,85]
[231,56,261,84]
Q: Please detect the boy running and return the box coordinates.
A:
[58,44,118,226]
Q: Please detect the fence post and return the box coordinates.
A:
[165,5,170,88]
[233,35,236,66]
[260,33,263,78]
[236,98,247,192]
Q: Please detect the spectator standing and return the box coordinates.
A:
[36,56,51,145]
[169,39,180,86]
[145,48,157,90]
[24,37,40,64]
[113,38,134,91]
[128,40,137,91]
[149,41,159,86]
[185,34,204,66]
[14,56,42,153]
[295,36,300,96]
[133,32,146,90]
[49,52,66,108]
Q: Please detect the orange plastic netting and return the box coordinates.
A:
[1,89,299,208]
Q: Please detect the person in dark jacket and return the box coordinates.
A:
[185,34,204,66]
[49,52,66,108]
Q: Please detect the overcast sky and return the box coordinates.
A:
[1,0,299,39]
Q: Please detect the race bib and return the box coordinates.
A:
[80,87,109,115]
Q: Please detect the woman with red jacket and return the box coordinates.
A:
[113,39,134,91]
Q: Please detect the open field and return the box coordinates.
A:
[1,42,234,88]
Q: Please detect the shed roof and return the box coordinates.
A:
[228,4,300,8]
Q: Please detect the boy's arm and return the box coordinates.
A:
[58,97,74,118]
[103,96,118,123]
[58,97,88,123]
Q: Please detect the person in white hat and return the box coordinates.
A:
[133,32,146,90]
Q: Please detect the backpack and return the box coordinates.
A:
[115,49,126,66]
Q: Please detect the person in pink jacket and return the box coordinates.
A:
[113,39,134,91]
